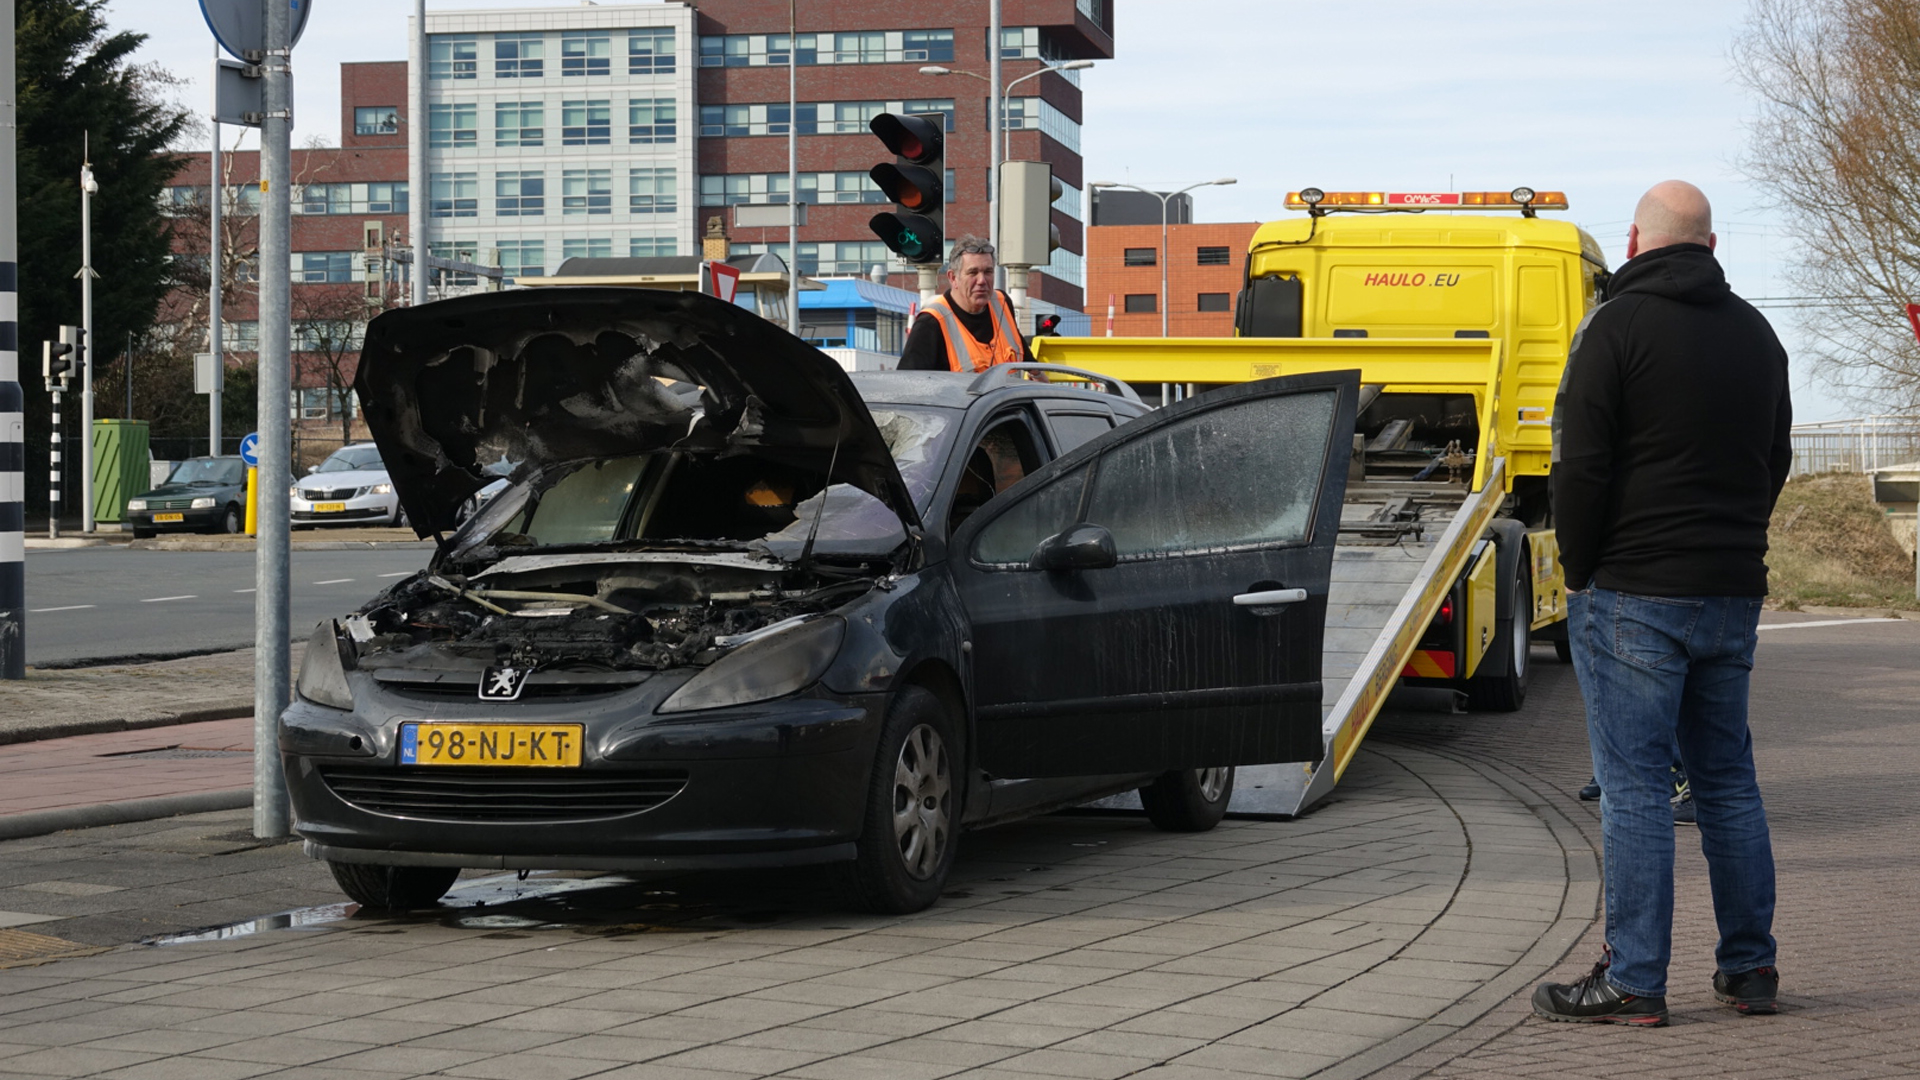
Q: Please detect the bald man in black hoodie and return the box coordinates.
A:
[1533,181,1791,1028]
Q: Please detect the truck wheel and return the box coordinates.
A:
[328,861,460,910]
[1553,638,1573,663]
[845,686,959,914]
[1139,767,1234,832]
[1468,561,1532,712]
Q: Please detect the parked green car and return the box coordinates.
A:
[125,456,250,538]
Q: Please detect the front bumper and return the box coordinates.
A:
[282,685,886,869]
[126,507,226,532]
[291,492,398,524]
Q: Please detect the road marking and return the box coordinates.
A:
[141,595,197,603]
[233,588,255,594]
[377,571,411,578]
[29,605,95,613]
[1758,618,1905,631]
[313,579,355,585]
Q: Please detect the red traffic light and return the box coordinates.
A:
[869,113,943,166]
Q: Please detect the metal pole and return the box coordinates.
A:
[408,0,428,305]
[79,146,96,533]
[47,377,59,541]
[787,0,797,330]
[209,49,224,456]
[988,0,1000,286]
[123,332,131,419]
[254,0,295,838]
[1159,190,1170,338]
[0,0,22,678]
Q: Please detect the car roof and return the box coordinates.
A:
[851,369,1146,414]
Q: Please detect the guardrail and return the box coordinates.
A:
[1791,416,1920,476]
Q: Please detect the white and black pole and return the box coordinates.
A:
[45,343,61,540]
[253,0,294,838]
[0,0,22,678]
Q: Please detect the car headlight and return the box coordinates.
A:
[657,616,846,715]
[296,620,356,711]
[190,496,217,509]
[127,499,147,511]
[290,484,301,498]
[368,483,393,495]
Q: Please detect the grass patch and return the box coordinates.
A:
[1768,473,1917,611]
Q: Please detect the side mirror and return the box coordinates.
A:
[306,464,319,474]
[1029,523,1117,572]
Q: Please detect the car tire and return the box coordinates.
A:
[393,506,408,529]
[1138,767,1234,832]
[1467,558,1532,712]
[220,505,243,535]
[327,861,460,910]
[846,685,960,914]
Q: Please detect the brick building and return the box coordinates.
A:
[1085,221,1259,337]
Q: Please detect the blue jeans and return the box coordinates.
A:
[1569,587,1777,998]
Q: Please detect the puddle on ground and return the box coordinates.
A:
[144,901,362,945]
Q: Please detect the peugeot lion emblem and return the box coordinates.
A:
[479,665,528,701]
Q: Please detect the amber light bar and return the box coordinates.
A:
[1285,187,1569,212]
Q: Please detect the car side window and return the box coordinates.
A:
[1083,389,1337,558]
[947,415,1043,536]
[971,465,1089,565]
[1043,410,1113,454]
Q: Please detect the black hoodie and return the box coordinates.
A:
[1550,243,1792,597]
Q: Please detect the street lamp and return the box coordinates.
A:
[1089,178,1236,337]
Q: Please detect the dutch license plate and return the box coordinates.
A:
[400,723,583,767]
[153,513,184,523]
[314,502,347,513]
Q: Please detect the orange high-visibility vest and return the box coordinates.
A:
[920,291,1024,373]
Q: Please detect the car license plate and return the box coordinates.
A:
[153,513,184,523]
[314,502,347,513]
[400,723,583,767]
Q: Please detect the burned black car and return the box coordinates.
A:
[282,288,1357,913]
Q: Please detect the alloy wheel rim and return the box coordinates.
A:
[1197,767,1231,803]
[891,723,951,880]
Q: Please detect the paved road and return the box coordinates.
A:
[0,614,1911,1078]
[20,547,432,667]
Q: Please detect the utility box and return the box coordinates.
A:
[91,419,151,525]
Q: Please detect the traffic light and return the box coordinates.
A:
[43,340,73,386]
[867,112,945,264]
[999,161,1064,267]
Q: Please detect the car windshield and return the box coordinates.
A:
[166,458,245,486]
[462,405,956,559]
[316,446,384,473]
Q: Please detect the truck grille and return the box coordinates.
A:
[319,766,688,822]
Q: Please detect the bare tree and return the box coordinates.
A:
[291,283,392,449]
[1735,0,1920,413]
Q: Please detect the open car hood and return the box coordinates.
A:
[356,287,921,538]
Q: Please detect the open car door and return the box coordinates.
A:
[949,370,1358,778]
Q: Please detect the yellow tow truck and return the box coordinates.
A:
[1037,186,1606,814]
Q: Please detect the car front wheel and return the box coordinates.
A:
[1139,766,1234,832]
[220,505,243,534]
[847,685,958,914]
[327,861,460,910]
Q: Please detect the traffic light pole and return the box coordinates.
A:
[78,154,96,533]
[46,374,60,540]
[0,0,22,679]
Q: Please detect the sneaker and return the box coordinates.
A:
[1533,954,1669,1026]
[1713,966,1779,1015]
[1672,788,1696,826]
[1578,777,1601,801]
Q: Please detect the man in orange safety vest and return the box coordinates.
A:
[898,235,1028,372]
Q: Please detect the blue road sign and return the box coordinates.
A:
[239,432,260,467]
[200,0,311,63]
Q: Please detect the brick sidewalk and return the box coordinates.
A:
[0,717,255,818]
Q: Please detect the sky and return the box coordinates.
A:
[113,0,1851,421]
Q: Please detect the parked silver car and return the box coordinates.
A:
[292,443,405,527]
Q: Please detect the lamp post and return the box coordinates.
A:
[919,58,1093,277]
[78,148,99,532]
[1089,178,1236,337]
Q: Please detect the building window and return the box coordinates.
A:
[429,241,479,287]
[430,172,478,218]
[495,33,544,78]
[298,183,352,215]
[699,99,953,138]
[730,239,899,277]
[495,101,544,147]
[629,167,676,214]
[1197,292,1231,312]
[1124,293,1157,314]
[496,239,544,279]
[562,168,612,215]
[1000,96,1082,153]
[562,34,611,76]
[628,98,677,144]
[561,100,611,145]
[429,102,477,148]
[699,169,955,206]
[629,28,676,75]
[563,237,613,261]
[1123,248,1156,267]
[294,252,356,284]
[698,29,952,67]
[293,320,362,352]
[495,171,544,217]
[630,236,677,258]
[1197,246,1231,266]
[366,182,407,214]
[353,106,398,136]
[429,38,477,80]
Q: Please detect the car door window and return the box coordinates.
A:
[1083,389,1337,558]
[970,465,1089,565]
[1043,411,1113,454]
[947,415,1043,535]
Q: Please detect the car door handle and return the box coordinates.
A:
[1233,588,1307,607]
